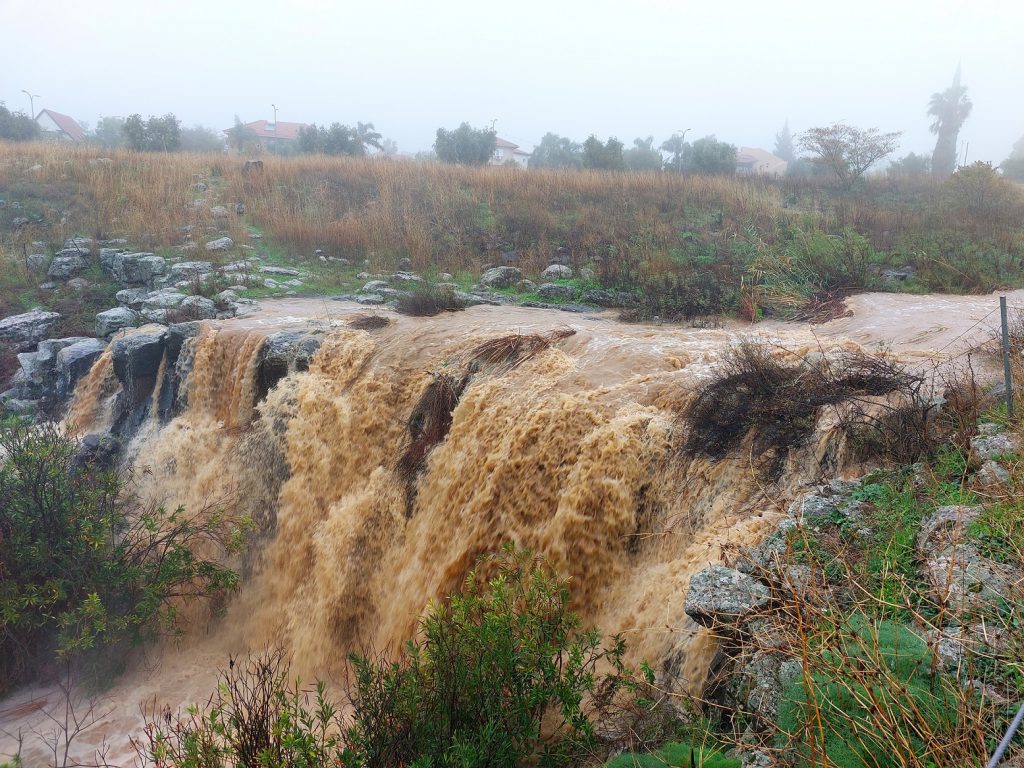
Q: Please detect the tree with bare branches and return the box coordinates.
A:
[798,123,902,189]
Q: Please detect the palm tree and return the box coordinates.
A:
[353,122,383,155]
[928,66,972,178]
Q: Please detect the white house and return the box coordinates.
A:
[36,109,87,142]
[736,147,788,176]
[490,137,530,168]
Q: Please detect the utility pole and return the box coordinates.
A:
[21,90,40,117]
[271,103,278,126]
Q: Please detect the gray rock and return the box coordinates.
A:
[169,261,214,280]
[263,279,280,289]
[917,505,982,553]
[542,264,573,280]
[56,339,107,399]
[62,237,93,254]
[977,460,1011,486]
[684,565,772,627]
[47,255,88,280]
[116,287,150,309]
[971,433,1021,461]
[96,307,142,337]
[204,236,234,252]
[516,279,537,293]
[396,257,412,271]
[355,294,386,305]
[260,266,300,276]
[582,289,633,308]
[537,283,577,301]
[111,331,166,386]
[210,205,230,218]
[108,252,166,285]
[26,253,50,273]
[389,272,423,286]
[479,266,522,289]
[0,310,61,352]
[360,280,391,293]
[178,295,217,320]
[141,291,188,323]
[213,289,239,307]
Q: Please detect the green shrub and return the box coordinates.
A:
[604,740,739,768]
[143,547,662,768]
[0,422,246,690]
[778,617,965,768]
[346,545,650,768]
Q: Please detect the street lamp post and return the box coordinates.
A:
[271,103,278,126]
[21,90,40,117]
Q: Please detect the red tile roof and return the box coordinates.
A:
[236,120,307,140]
[37,109,86,142]
[495,137,520,149]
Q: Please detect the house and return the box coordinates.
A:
[229,120,307,151]
[490,137,530,168]
[35,109,87,142]
[736,147,788,176]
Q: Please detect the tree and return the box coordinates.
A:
[122,113,181,151]
[623,136,663,172]
[90,116,126,148]
[798,123,901,189]
[928,66,972,178]
[660,132,690,172]
[353,121,383,155]
[581,135,624,170]
[380,137,399,156]
[434,122,497,165]
[0,102,40,141]
[529,132,582,169]
[179,125,224,153]
[685,135,737,175]
[1001,133,1024,182]
[226,115,257,153]
[887,152,931,181]
[774,120,795,162]
[946,161,1017,217]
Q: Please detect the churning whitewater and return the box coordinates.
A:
[1,292,1015,765]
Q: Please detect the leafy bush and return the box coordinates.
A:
[0,422,245,690]
[777,617,964,768]
[143,547,661,768]
[139,650,344,768]
[346,545,649,768]
[604,741,738,768]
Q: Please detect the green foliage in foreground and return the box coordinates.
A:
[604,741,738,768]
[777,618,963,768]
[0,422,245,690]
[145,546,662,768]
[347,545,647,768]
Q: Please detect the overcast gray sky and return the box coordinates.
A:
[2,0,1022,162]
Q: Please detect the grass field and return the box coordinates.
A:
[2,142,1023,324]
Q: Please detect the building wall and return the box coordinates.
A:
[36,113,72,141]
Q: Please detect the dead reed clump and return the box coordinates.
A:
[347,314,391,331]
[682,342,930,476]
[396,372,471,514]
[393,286,466,317]
[469,328,576,373]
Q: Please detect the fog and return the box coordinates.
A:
[2,0,1021,161]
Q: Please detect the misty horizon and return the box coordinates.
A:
[2,0,1022,163]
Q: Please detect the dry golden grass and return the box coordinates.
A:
[1,141,1022,302]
